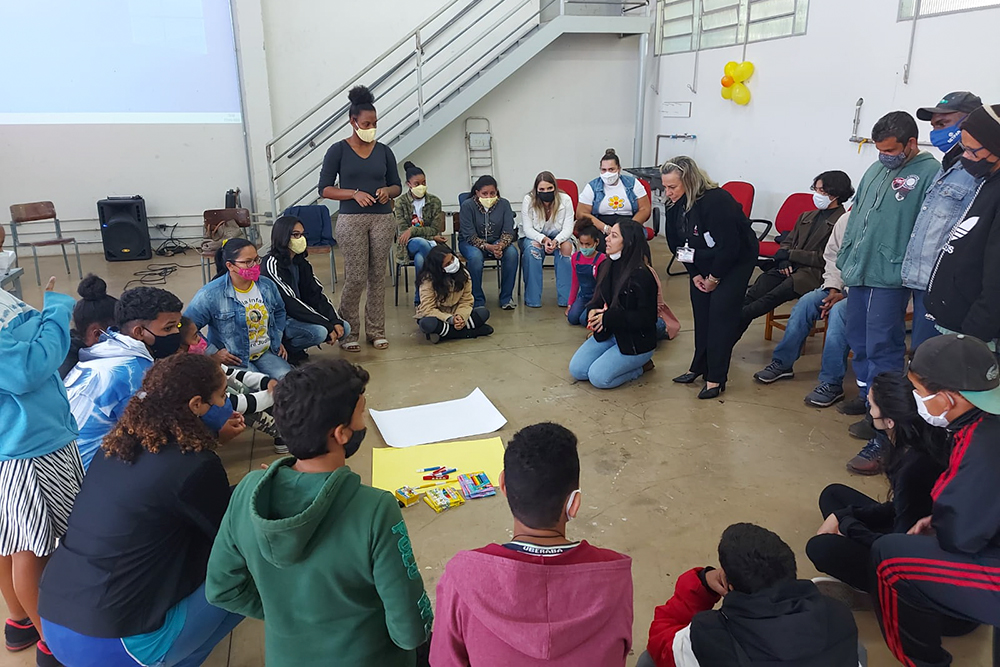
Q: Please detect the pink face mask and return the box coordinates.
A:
[237,265,261,282]
[189,336,208,355]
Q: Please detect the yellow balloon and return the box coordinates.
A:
[721,85,733,100]
[724,61,738,78]
[732,82,751,106]
[733,61,755,83]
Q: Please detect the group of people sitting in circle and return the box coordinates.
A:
[5,266,1000,667]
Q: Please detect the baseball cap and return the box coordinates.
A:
[917,91,983,121]
[910,334,1000,414]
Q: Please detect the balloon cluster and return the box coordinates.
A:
[720,61,754,106]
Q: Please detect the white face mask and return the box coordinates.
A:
[444,258,461,274]
[565,489,581,521]
[813,193,832,210]
[608,251,622,261]
[600,171,620,186]
[355,125,377,143]
[914,390,952,428]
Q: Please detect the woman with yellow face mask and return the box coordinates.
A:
[261,215,347,365]
[458,175,519,309]
[318,85,402,351]
[392,161,446,305]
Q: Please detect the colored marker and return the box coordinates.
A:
[415,481,448,490]
[423,475,450,481]
[416,466,445,473]
[438,468,458,475]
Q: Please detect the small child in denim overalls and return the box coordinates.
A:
[566,226,607,325]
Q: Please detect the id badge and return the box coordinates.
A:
[677,244,695,263]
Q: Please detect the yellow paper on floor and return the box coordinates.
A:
[371,437,505,496]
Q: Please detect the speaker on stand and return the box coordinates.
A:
[97,196,152,262]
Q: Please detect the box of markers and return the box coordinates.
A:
[423,486,465,513]
[458,471,496,500]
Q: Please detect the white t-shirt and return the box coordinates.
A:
[579,177,647,216]
[233,282,271,360]
[413,197,426,223]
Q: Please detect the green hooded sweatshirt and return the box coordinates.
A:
[206,459,433,667]
[837,151,940,289]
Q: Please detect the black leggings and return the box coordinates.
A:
[805,484,879,592]
[417,307,491,340]
[741,269,800,324]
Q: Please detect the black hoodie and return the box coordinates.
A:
[261,252,342,334]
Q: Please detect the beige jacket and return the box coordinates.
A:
[414,272,474,322]
[821,212,850,292]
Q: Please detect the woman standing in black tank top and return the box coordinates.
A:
[318,85,402,351]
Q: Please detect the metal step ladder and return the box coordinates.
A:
[465,117,495,186]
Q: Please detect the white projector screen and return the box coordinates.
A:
[0,0,242,124]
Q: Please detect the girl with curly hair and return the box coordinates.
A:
[39,354,244,667]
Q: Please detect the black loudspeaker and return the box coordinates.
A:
[97,196,152,262]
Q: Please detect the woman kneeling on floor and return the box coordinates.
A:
[416,245,493,343]
[569,220,657,389]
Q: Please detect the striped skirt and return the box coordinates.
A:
[0,443,84,557]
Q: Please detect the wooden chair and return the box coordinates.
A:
[765,308,827,343]
[9,201,83,286]
[200,208,252,284]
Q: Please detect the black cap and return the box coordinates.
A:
[910,334,1000,414]
[917,91,983,121]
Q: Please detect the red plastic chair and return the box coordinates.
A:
[721,181,755,218]
[754,193,815,258]
[637,178,656,240]
[556,178,579,211]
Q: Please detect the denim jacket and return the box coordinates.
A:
[901,155,981,290]
[185,275,287,363]
[588,173,639,217]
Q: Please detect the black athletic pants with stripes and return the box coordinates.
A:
[418,307,490,340]
[871,533,1000,667]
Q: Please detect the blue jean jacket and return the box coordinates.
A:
[185,275,287,362]
[901,162,980,290]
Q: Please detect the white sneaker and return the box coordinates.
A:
[811,577,872,611]
[273,440,289,455]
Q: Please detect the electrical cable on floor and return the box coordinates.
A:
[154,222,194,257]
[123,262,202,288]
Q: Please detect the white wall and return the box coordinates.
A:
[651,0,1000,222]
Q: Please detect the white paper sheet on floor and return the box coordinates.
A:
[370,387,507,448]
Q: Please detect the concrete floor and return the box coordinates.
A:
[3,244,990,666]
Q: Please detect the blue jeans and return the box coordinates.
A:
[567,298,591,326]
[846,286,910,391]
[519,238,571,307]
[459,241,518,308]
[910,289,939,351]
[772,288,850,386]
[247,350,292,380]
[407,237,436,277]
[569,335,654,389]
[43,583,243,667]
[283,317,352,354]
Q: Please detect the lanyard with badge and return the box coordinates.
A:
[677,207,696,263]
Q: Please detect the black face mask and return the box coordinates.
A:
[537,190,556,203]
[344,427,366,458]
[961,156,999,179]
[143,328,182,359]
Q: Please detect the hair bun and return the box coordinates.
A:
[77,274,108,301]
[403,161,416,170]
[604,148,617,157]
[348,85,375,105]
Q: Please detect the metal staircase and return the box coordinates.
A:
[266,0,652,215]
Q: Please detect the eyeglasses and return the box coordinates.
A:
[290,231,305,239]
[232,257,261,267]
[960,143,991,158]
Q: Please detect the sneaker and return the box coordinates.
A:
[501,301,516,310]
[36,640,62,667]
[426,332,442,344]
[753,360,794,384]
[250,411,279,439]
[812,577,873,611]
[804,383,845,408]
[286,349,309,367]
[846,438,884,475]
[273,438,289,456]
[848,418,876,441]
[478,324,494,338]
[837,395,867,416]
[5,618,38,652]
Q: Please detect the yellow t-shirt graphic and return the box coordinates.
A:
[234,283,271,360]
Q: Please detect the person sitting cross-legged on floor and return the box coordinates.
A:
[754,212,852,408]
[739,171,853,336]
[638,523,861,667]
[415,245,493,344]
[430,423,633,667]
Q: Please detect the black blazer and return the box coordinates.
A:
[587,261,658,355]
[666,188,758,279]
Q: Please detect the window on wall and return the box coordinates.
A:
[655,0,809,55]
[899,0,1000,19]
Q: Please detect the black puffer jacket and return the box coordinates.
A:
[926,171,1000,342]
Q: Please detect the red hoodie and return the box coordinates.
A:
[430,541,633,666]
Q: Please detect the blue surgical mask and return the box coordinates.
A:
[930,123,962,152]
[580,246,596,257]
[879,151,908,170]
[201,402,233,433]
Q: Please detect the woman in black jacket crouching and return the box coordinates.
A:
[569,220,657,389]
[262,215,347,364]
